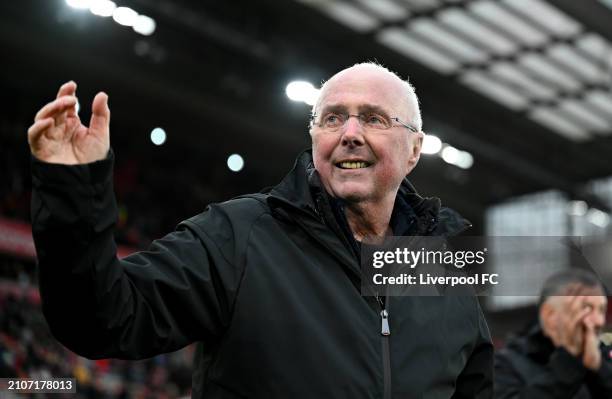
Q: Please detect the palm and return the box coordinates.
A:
[42,115,106,164]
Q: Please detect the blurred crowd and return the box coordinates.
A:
[0,259,194,399]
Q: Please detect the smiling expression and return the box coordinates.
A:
[310,65,423,205]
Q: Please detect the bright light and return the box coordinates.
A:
[441,145,460,165]
[150,127,166,146]
[568,200,588,216]
[303,90,319,106]
[75,98,80,115]
[90,0,116,17]
[113,7,138,26]
[133,15,156,35]
[227,154,244,172]
[440,145,473,169]
[86,1,156,36]
[455,151,474,169]
[587,208,610,228]
[421,134,442,154]
[285,81,320,106]
[66,0,92,10]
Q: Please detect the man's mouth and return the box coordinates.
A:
[335,161,372,169]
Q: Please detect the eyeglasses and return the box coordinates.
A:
[310,112,419,133]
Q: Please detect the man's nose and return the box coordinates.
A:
[340,116,365,146]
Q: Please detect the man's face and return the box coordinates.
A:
[580,289,608,333]
[544,285,608,335]
[310,67,422,204]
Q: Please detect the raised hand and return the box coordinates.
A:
[28,81,110,164]
[549,290,591,356]
[582,319,602,371]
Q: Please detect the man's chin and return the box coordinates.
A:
[337,194,366,203]
[322,178,374,202]
[333,187,371,203]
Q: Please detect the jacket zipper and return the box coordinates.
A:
[318,194,393,399]
[275,195,394,398]
[377,294,391,399]
[381,309,390,335]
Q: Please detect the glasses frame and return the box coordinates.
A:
[310,113,419,133]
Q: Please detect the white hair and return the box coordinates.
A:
[312,62,423,131]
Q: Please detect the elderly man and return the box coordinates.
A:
[495,269,612,398]
[28,63,493,398]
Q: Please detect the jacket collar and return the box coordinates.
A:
[520,323,557,363]
[268,149,470,236]
[268,149,319,217]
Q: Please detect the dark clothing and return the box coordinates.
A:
[495,324,612,399]
[31,149,493,399]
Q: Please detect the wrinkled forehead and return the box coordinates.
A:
[316,69,412,118]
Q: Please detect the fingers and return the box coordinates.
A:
[35,96,77,122]
[569,294,584,314]
[89,92,110,133]
[56,81,76,99]
[568,296,590,325]
[569,305,591,330]
[57,81,78,118]
[27,118,54,143]
[582,321,602,370]
[584,319,595,333]
[555,294,590,355]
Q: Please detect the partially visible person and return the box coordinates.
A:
[495,269,612,399]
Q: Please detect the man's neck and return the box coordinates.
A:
[344,195,395,241]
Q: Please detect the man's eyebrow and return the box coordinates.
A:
[318,104,348,115]
[318,104,391,116]
[357,104,391,117]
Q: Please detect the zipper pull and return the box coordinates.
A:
[381,309,390,336]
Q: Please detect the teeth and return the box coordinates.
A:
[339,161,369,169]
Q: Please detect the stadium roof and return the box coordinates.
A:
[2,0,612,225]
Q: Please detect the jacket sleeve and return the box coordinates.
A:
[585,344,612,398]
[31,152,247,360]
[452,299,494,399]
[494,346,587,399]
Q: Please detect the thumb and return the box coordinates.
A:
[89,92,110,134]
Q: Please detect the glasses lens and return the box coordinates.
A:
[315,113,400,131]
[317,113,344,131]
[361,113,392,130]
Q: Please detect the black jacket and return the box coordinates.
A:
[31,149,493,399]
[494,324,612,399]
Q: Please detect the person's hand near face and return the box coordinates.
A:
[582,317,603,371]
[542,283,608,370]
[581,292,607,370]
[546,289,590,356]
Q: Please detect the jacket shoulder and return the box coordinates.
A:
[185,194,270,227]
[494,334,533,379]
[179,194,271,262]
[435,206,471,236]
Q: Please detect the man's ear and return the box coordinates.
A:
[406,131,424,172]
[539,301,556,335]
